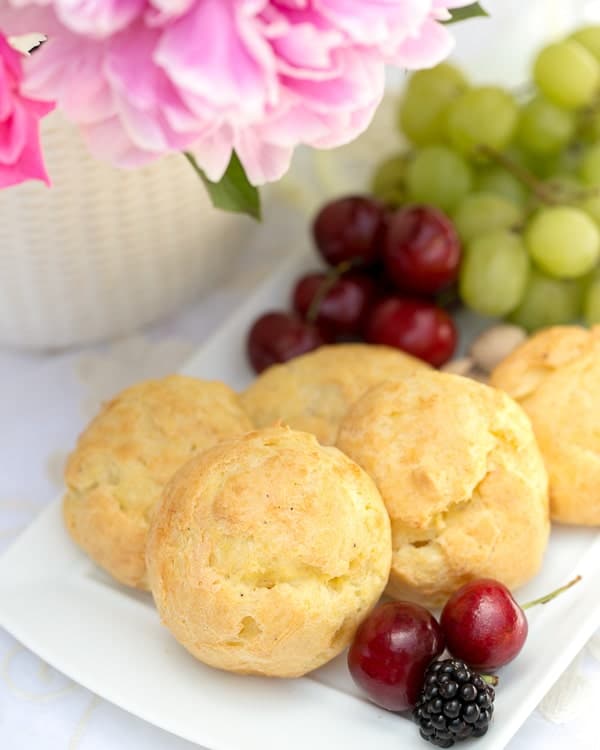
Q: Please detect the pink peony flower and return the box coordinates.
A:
[0,1,472,185]
[0,29,54,187]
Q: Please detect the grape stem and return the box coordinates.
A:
[306,260,354,323]
[476,146,560,205]
[521,575,582,611]
[478,146,600,206]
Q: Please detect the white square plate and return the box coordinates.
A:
[1,248,600,750]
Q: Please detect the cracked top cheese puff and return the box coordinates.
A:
[241,344,428,445]
[146,426,392,677]
[63,375,252,590]
[337,372,550,608]
[491,325,600,525]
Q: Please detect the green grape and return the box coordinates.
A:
[527,153,562,179]
[525,206,600,278]
[570,26,600,62]
[533,40,600,110]
[398,63,468,146]
[408,63,467,93]
[453,192,523,244]
[579,143,600,186]
[543,174,600,227]
[459,230,530,317]
[523,144,579,179]
[371,154,408,206]
[580,192,600,226]
[508,140,579,180]
[516,96,576,155]
[406,145,473,213]
[584,274,600,324]
[510,269,583,331]
[446,86,519,157]
[476,165,529,205]
[541,175,600,239]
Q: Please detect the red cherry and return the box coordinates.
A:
[440,576,581,672]
[247,312,325,374]
[440,579,528,671]
[348,601,445,712]
[365,297,457,367]
[313,196,385,267]
[292,272,376,338]
[383,205,461,295]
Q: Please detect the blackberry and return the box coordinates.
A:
[412,659,495,748]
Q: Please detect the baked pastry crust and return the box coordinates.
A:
[146,426,392,677]
[337,372,550,607]
[63,375,252,589]
[491,325,600,525]
[241,343,428,445]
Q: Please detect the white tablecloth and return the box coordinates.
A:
[1,262,599,750]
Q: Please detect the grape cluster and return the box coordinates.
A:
[247,197,460,374]
[373,25,600,331]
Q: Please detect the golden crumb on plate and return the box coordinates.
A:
[146,426,392,677]
[491,325,600,525]
[241,343,428,445]
[337,371,550,608]
[63,375,252,589]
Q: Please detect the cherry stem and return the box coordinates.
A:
[306,260,354,323]
[521,575,582,611]
[482,674,499,687]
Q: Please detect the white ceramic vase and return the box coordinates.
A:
[0,114,259,351]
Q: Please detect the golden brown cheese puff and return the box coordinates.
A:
[146,426,392,678]
[337,372,550,608]
[491,325,600,525]
[241,343,428,445]
[63,375,252,590]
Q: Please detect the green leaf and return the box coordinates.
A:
[444,2,488,24]
[184,151,261,221]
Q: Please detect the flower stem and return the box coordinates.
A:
[521,575,582,611]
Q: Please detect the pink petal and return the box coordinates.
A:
[0,105,51,187]
[235,127,294,184]
[54,0,145,38]
[187,123,235,181]
[0,32,23,81]
[21,95,55,118]
[155,0,269,118]
[22,37,115,123]
[0,101,27,164]
[82,115,158,168]
[314,0,429,45]
[146,0,196,25]
[0,59,15,120]
[391,16,455,69]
